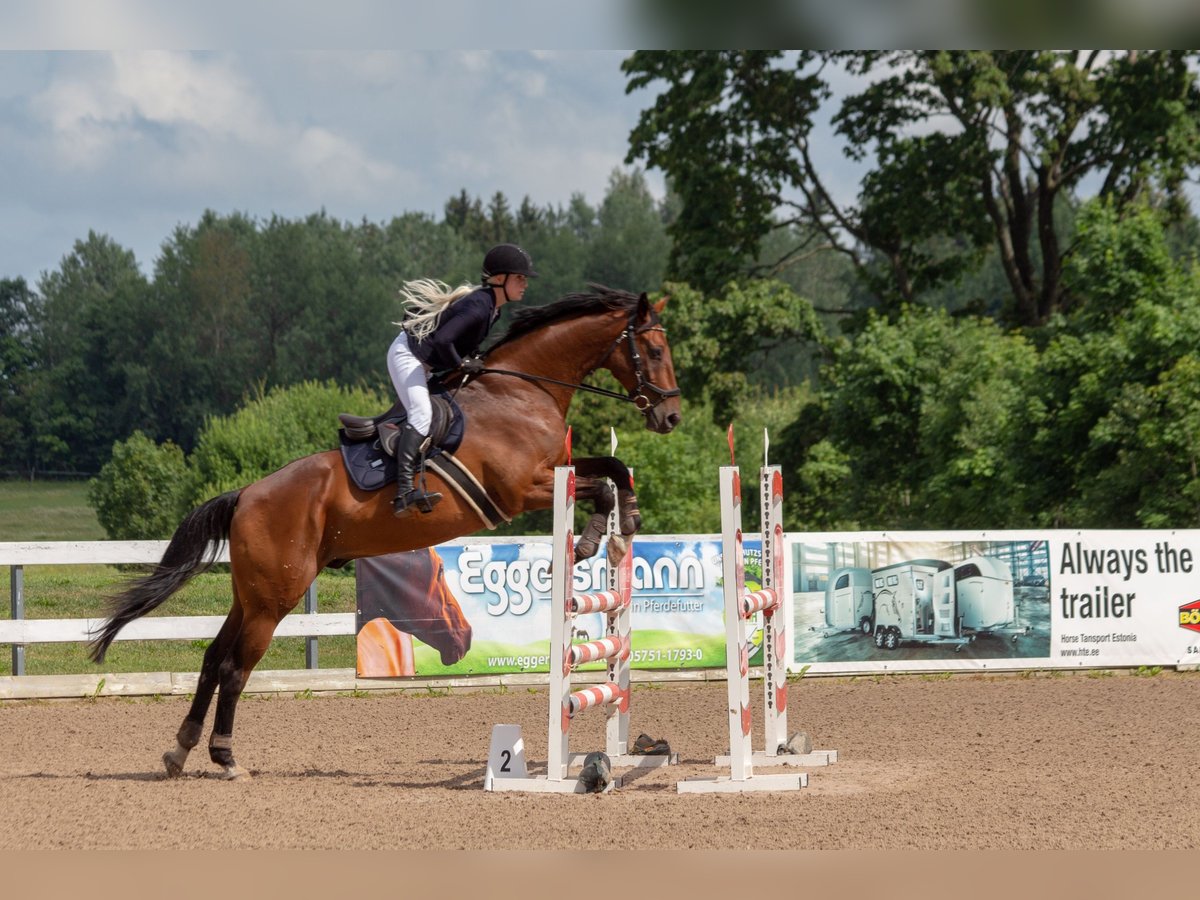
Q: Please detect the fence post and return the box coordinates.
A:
[10,565,25,676]
[304,581,318,669]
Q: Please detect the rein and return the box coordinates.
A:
[462,318,681,412]
[464,366,639,403]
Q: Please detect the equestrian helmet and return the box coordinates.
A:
[482,243,538,279]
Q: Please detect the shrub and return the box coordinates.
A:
[87,431,190,539]
[187,380,390,504]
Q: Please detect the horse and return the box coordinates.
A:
[87,285,682,780]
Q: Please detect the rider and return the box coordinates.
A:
[387,243,537,516]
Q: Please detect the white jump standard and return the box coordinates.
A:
[486,465,675,793]
[678,462,837,794]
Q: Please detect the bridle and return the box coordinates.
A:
[594,319,682,411]
[456,309,682,414]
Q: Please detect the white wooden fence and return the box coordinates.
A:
[0,541,353,676]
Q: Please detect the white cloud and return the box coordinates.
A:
[290,126,403,200]
[455,51,492,74]
[306,50,414,87]
[30,51,406,201]
[109,51,267,141]
[34,74,123,165]
[2,1,201,49]
[506,67,548,98]
[34,52,268,166]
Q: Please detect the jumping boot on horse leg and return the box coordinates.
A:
[163,719,203,778]
[209,732,249,781]
[393,423,442,516]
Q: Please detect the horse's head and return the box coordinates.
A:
[415,549,472,665]
[602,293,682,435]
[486,285,683,434]
[358,548,472,667]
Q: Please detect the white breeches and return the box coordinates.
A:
[386,331,432,435]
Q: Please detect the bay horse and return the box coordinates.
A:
[88,286,682,780]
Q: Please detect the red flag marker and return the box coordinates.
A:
[726,423,736,466]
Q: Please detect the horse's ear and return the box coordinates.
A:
[653,295,669,315]
[636,292,652,322]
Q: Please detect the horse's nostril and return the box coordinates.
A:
[667,413,681,428]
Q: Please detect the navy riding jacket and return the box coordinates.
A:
[408,287,499,370]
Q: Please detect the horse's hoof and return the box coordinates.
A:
[607,535,628,564]
[163,749,186,778]
[220,764,251,781]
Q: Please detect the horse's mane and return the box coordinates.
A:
[486,284,644,353]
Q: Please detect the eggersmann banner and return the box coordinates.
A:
[355,530,1200,678]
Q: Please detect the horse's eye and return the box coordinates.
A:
[648,346,663,361]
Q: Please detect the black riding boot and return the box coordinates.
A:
[393,423,442,516]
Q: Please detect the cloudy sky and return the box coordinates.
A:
[7,4,1192,290]
[2,1,894,289]
[0,48,669,286]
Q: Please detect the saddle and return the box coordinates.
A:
[337,392,463,492]
[336,393,510,530]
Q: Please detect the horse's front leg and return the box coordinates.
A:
[574,456,642,537]
[572,476,615,563]
[524,457,641,562]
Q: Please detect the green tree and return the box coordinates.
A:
[584,168,670,293]
[566,193,598,243]
[609,406,727,534]
[33,232,152,472]
[443,189,592,308]
[0,278,39,473]
[272,215,390,386]
[368,212,477,285]
[778,307,1038,529]
[1074,356,1200,528]
[779,199,1200,531]
[485,191,516,244]
[509,199,588,308]
[624,50,1200,325]
[664,280,824,425]
[444,189,491,247]
[149,211,261,447]
[1025,201,1200,526]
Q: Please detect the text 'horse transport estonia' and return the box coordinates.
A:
[88,286,682,780]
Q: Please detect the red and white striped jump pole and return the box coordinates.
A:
[546,465,633,782]
[679,434,836,793]
[489,461,673,793]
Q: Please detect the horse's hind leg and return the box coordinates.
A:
[163,601,244,778]
[207,611,280,780]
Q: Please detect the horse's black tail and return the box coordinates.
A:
[88,491,241,664]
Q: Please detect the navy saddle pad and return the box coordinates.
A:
[338,392,464,492]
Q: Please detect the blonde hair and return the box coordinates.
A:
[395,278,477,341]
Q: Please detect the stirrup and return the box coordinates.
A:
[394,489,443,517]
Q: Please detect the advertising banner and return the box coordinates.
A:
[356,529,1200,679]
[1050,532,1199,667]
[790,530,1200,673]
[355,535,764,677]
